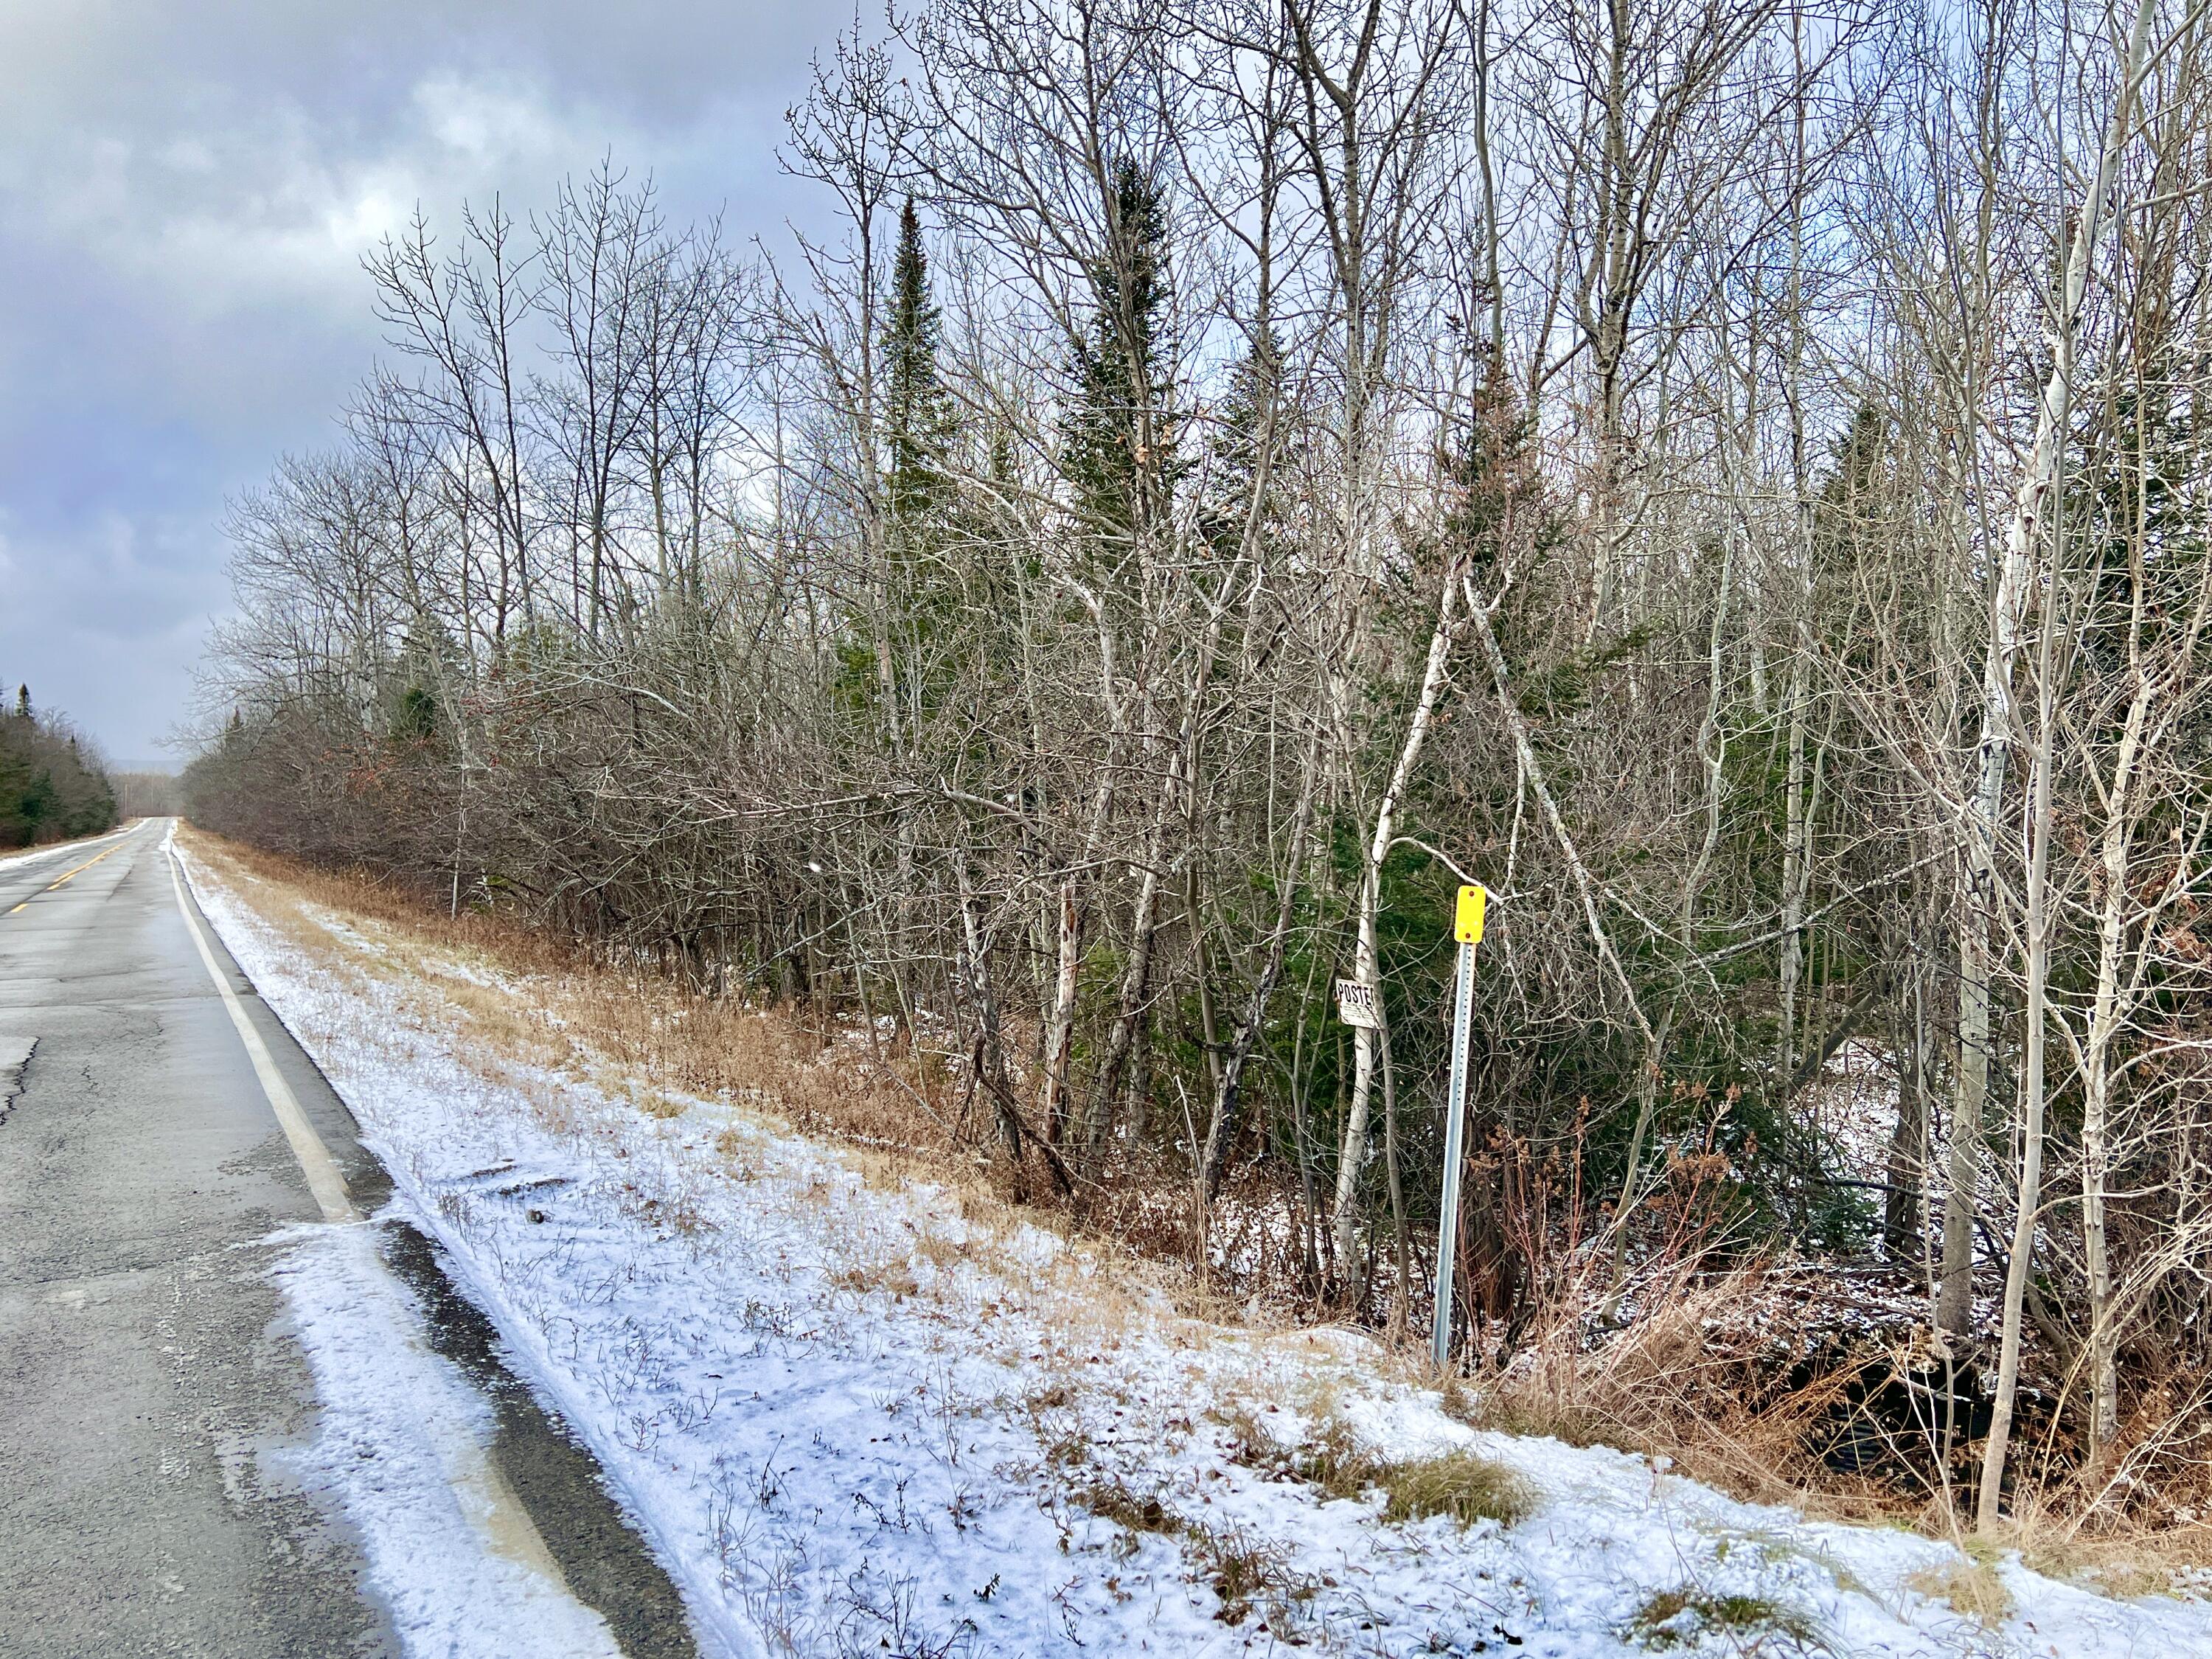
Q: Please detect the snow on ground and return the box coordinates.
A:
[178,839,2212,1659]
[0,823,129,872]
[271,1222,627,1658]
[1809,1040,1903,1192]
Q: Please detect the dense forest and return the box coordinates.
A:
[1,684,116,847]
[187,0,2212,1535]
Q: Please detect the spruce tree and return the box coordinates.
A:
[1441,355,1553,586]
[1201,330,1292,560]
[1062,159,1180,546]
[864,198,967,731]
[884,199,957,535]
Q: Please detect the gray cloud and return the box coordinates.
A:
[0,0,844,768]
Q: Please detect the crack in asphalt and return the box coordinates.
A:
[0,1034,38,1126]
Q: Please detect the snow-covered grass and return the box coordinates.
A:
[179,832,2212,1658]
[0,820,131,872]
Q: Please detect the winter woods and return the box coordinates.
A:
[187,0,2212,1529]
[0,685,116,847]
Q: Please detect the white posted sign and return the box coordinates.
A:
[1335,977,1381,1029]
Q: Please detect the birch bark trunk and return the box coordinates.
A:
[2079,688,2146,1458]
[1331,551,1462,1301]
[1975,0,2157,1528]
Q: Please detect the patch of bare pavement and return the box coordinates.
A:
[0,820,698,1658]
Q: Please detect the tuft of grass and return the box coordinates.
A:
[1380,1450,1536,1529]
[1227,1407,1535,1531]
[1078,1475,1183,1542]
[831,1260,921,1299]
[1288,1413,1396,1500]
[1906,1551,2014,1629]
[1627,1587,1818,1652]
[1183,1520,1315,1627]
[1072,1477,1314,1628]
[1437,1368,1481,1425]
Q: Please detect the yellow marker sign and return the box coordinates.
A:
[1453,883,1488,945]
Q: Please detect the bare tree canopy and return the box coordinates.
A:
[187,0,2212,1540]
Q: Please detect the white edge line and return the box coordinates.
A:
[164,833,597,1613]
[167,842,358,1224]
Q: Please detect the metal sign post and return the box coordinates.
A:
[1432,883,1486,1371]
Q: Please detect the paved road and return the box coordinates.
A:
[0,822,695,1658]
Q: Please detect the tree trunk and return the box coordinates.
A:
[1975,0,2154,1528]
[1939,863,1986,1338]
[1332,549,1463,1302]
[1977,670,2055,1531]
[1203,727,1323,1198]
[1038,877,1083,1145]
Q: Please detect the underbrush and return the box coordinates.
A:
[1475,1259,1881,1512]
[179,827,2212,1596]
[1466,1248,2212,1593]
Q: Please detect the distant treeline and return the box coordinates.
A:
[1,686,116,847]
[113,771,181,818]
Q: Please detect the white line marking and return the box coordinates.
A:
[167,848,358,1223]
[165,832,593,1618]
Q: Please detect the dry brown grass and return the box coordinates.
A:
[1477,1263,1886,1518]
[1470,1257,2212,1597]
[184,830,975,1180]
[1975,1506,2212,1604]
[1905,1547,2014,1630]
[178,827,2212,1599]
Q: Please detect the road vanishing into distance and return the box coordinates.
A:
[0,821,695,1658]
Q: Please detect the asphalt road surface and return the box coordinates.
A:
[0,821,696,1658]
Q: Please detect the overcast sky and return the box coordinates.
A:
[0,1,846,770]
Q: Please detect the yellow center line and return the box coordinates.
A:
[4,830,136,916]
[45,841,128,889]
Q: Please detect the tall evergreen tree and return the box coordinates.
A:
[1062,158,1180,545]
[872,198,973,733]
[885,199,958,534]
[1200,330,1292,560]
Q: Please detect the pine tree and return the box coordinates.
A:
[1062,159,1180,545]
[1200,330,1288,560]
[885,199,958,535]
